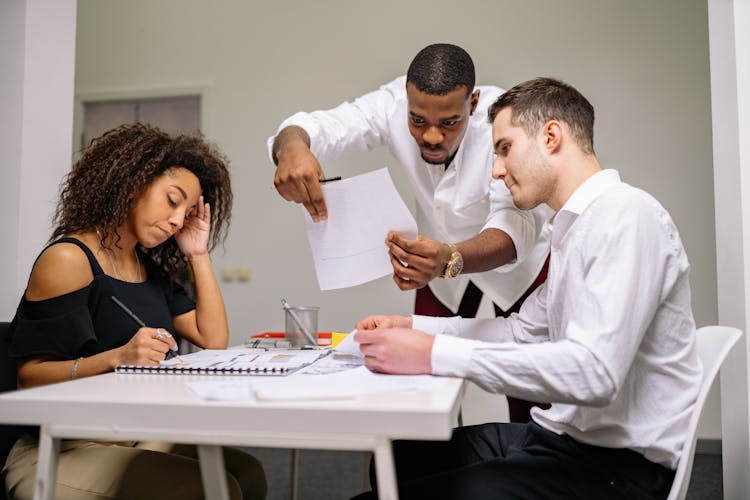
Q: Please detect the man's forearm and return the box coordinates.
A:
[456,228,516,274]
[272,125,311,165]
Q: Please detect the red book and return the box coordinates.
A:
[251,332,332,345]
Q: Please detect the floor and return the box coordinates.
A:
[245,448,368,500]
[245,448,723,500]
[687,453,722,499]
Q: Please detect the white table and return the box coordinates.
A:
[0,369,464,500]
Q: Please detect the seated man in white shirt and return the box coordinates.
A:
[269,43,552,422]
[351,77,701,500]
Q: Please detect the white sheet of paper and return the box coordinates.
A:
[333,329,363,357]
[303,167,417,290]
[184,366,434,401]
[251,366,431,401]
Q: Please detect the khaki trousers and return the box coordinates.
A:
[2,434,266,500]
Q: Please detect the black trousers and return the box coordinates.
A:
[352,422,674,500]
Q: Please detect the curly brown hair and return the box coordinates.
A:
[52,123,232,280]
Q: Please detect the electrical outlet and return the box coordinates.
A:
[221,267,236,282]
[236,266,251,282]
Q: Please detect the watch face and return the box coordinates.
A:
[449,259,463,277]
[442,246,463,278]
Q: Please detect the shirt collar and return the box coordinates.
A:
[551,169,621,245]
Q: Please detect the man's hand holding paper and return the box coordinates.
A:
[302,167,417,290]
[355,327,434,375]
[386,232,454,290]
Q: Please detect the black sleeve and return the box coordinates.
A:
[166,280,196,318]
[7,286,97,360]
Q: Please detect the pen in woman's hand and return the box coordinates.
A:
[111,295,146,327]
[111,295,183,362]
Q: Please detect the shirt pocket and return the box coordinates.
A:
[443,195,490,236]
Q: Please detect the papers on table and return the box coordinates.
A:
[180,335,432,402]
[116,348,328,376]
[185,366,433,402]
[292,330,363,374]
[303,167,417,290]
[332,329,363,357]
[252,366,432,401]
[300,351,363,375]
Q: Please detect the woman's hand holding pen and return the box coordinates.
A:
[175,195,211,258]
[115,327,178,367]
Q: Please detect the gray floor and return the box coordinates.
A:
[687,453,722,500]
[245,448,723,500]
[245,448,369,500]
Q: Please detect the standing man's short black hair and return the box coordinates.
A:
[406,43,475,97]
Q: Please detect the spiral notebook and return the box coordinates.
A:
[115,348,329,376]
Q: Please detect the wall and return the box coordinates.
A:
[73,0,719,433]
[709,0,750,495]
[0,1,25,318]
[0,0,77,319]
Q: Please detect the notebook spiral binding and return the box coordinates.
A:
[115,365,292,375]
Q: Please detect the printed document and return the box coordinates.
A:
[116,348,328,376]
[302,167,417,290]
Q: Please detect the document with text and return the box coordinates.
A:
[116,348,328,376]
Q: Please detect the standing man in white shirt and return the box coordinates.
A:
[269,44,552,422]
[351,77,700,499]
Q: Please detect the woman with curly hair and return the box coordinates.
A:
[2,124,266,499]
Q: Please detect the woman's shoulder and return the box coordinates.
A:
[26,239,95,301]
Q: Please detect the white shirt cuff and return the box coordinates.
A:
[266,113,322,164]
[431,334,476,377]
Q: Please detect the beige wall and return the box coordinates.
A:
[74,0,718,433]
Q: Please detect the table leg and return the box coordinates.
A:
[290,448,299,500]
[373,438,399,500]
[33,426,60,500]
[197,444,230,500]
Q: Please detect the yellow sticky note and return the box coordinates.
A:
[331,332,348,349]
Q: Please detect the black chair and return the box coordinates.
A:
[1,321,23,500]
[0,322,17,392]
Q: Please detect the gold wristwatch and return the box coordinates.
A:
[440,244,464,279]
